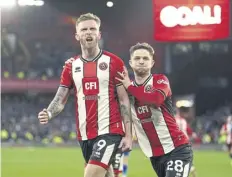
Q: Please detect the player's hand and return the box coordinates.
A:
[118,136,132,152]
[63,57,75,68]
[38,109,49,124]
[115,66,131,89]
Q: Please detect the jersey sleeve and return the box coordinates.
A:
[154,75,171,99]
[127,74,171,107]
[113,57,125,87]
[60,62,73,89]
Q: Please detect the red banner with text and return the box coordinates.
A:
[153,0,230,41]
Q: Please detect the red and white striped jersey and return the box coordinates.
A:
[60,50,124,140]
[175,115,193,140]
[128,74,189,157]
[221,122,232,144]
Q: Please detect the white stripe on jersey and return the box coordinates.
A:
[97,55,110,135]
[146,78,175,154]
[131,106,153,157]
[72,59,87,140]
[151,107,175,154]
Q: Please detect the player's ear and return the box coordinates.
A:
[151,59,155,68]
[98,31,102,40]
[129,60,132,68]
[150,55,155,67]
[75,33,80,41]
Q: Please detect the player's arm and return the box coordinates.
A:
[46,87,70,119]
[47,61,73,118]
[116,85,132,138]
[117,71,169,107]
[114,58,132,139]
[38,61,73,123]
[127,76,170,107]
[127,86,166,107]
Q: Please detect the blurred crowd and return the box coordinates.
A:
[195,105,231,144]
[1,94,231,145]
[1,94,77,144]
[1,15,79,80]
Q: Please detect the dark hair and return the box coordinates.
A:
[129,42,155,57]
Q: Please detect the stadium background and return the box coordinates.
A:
[1,0,232,176]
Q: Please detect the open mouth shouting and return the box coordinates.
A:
[86,36,93,43]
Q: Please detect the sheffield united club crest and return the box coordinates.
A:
[99,62,108,70]
[145,85,154,93]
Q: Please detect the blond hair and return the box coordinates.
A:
[130,42,155,57]
[76,13,101,27]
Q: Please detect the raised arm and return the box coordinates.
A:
[38,60,74,124]
[127,83,168,107]
[117,70,170,107]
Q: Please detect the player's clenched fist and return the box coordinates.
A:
[38,109,50,124]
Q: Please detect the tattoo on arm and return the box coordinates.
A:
[120,104,132,135]
[47,87,70,118]
[120,104,131,123]
[116,85,132,137]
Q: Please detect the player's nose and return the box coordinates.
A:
[139,59,144,64]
